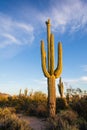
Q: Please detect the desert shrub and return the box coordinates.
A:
[0,95,8,107]
[0,91,48,117]
[77,118,87,130]
[60,110,78,125]
[27,103,37,116]
[0,107,11,118]
[32,91,47,102]
[6,107,16,113]
[56,98,68,113]
[0,108,32,130]
[15,96,30,112]
[46,115,66,130]
[25,91,47,117]
[70,96,87,121]
[26,101,47,117]
[46,115,79,130]
[46,112,78,130]
[36,104,47,117]
[8,96,18,105]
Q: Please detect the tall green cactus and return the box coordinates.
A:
[58,77,64,98]
[41,19,62,117]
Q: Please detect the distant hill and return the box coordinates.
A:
[0,92,10,98]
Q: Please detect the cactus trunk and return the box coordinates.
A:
[48,76,56,117]
[41,19,62,117]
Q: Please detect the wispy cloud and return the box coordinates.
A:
[0,13,34,48]
[81,65,87,72]
[1,33,20,45]
[62,76,87,90]
[15,22,34,32]
[1,0,86,48]
[81,76,87,82]
[37,0,87,33]
[67,76,87,83]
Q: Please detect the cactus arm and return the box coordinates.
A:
[41,40,50,78]
[58,84,61,96]
[58,84,63,98]
[46,19,51,73]
[58,77,64,98]
[54,42,62,78]
[50,34,54,75]
[58,83,63,96]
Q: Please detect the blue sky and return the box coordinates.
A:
[0,0,87,95]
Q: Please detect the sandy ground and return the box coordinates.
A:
[18,114,46,130]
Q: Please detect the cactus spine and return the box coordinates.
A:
[41,19,62,117]
[58,77,64,98]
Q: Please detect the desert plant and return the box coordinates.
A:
[46,115,79,130]
[60,110,78,126]
[41,19,62,117]
[19,89,22,96]
[36,104,47,117]
[46,112,78,130]
[77,118,87,130]
[24,88,28,97]
[56,98,68,113]
[0,108,32,130]
[0,94,9,107]
[70,96,87,121]
[32,91,47,102]
[26,92,47,117]
[58,77,64,98]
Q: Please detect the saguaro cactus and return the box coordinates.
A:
[41,19,62,117]
[58,77,64,98]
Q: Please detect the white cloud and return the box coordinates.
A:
[63,76,87,84]
[61,76,87,90]
[81,65,87,72]
[0,13,34,48]
[38,0,87,33]
[81,76,87,82]
[15,22,33,32]
[0,0,87,53]
[1,33,20,44]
